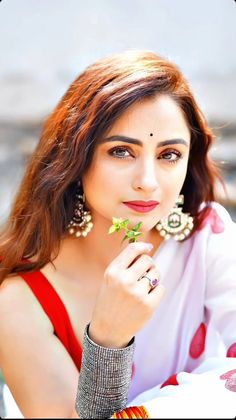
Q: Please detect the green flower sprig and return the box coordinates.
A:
[108,217,143,243]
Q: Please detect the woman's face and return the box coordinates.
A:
[82,94,191,232]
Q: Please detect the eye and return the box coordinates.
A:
[108,146,133,159]
[158,150,182,164]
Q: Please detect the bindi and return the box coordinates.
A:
[149,133,153,136]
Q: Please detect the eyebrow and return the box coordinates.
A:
[101,135,189,148]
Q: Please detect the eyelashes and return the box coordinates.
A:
[108,147,132,159]
[160,151,182,163]
[107,146,183,164]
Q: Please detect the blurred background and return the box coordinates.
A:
[0,0,236,416]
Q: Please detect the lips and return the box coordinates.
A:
[123,200,159,213]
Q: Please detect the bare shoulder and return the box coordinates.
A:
[0,274,53,343]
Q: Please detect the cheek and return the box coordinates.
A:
[161,163,187,192]
[159,162,188,210]
[174,162,188,189]
[82,163,123,204]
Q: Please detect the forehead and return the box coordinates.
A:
[106,94,190,140]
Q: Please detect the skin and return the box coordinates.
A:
[0,93,191,418]
[83,94,191,237]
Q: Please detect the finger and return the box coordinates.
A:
[136,274,151,293]
[128,254,155,279]
[112,242,153,269]
[147,278,165,306]
[136,267,161,294]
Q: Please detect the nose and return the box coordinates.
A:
[132,158,159,193]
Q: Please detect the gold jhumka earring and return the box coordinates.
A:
[155,195,194,241]
[67,182,93,237]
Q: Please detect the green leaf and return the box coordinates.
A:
[126,231,136,238]
[133,221,143,231]
[112,217,123,226]
[120,219,129,229]
[132,231,142,237]
[109,216,143,245]
[108,225,117,234]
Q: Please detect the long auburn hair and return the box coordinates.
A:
[0,49,223,282]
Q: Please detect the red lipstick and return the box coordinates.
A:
[123,200,159,213]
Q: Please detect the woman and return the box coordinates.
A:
[0,50,236,419]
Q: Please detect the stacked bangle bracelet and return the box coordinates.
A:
[111,405,150,418]
[76,324,135,418]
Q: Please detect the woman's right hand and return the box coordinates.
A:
[89,241,165,348]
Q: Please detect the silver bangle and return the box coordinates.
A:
[75,324,135,419]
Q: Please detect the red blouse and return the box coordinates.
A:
[19,270,83,371]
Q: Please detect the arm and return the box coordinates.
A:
[75,241,164,418]
[76,325,135,419]
[0,277,80,418]
[0,242,164,418]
